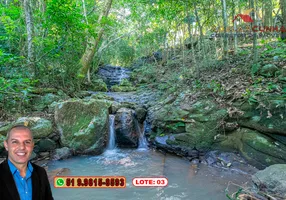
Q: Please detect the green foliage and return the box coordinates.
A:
[242,88,258,104]
[251,63,260,77]
[0,77,37,112]
[132,64,156,84]
[261,41,286,59]
[46,0,85,34]
[100,39,135,66]
[119,79,132,87]
[238,48,251,56]
[166,122,185,132]
[207,80,225,96]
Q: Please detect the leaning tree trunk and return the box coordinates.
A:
[281,0,286,41]
[23,0,36,75]
[79,0,113,79]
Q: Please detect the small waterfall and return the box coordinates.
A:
[118,67,125,82]
[134,119,148,149]
[107,115,116,149]
[97,65,131,88]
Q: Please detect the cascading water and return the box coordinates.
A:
[107,115,116,150]
[118,67,125,82]
[134,118,148,149]
[97,65,131,88]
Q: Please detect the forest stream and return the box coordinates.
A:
[46,66,257,200]
[48,148,253,200]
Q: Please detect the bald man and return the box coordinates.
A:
[0,125,54,200]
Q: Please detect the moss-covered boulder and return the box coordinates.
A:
[252,164,286,199]
[236,95,286,136]
[15,117,53,139]
[0,117,53,138]
[109,101,137,114]
[150,96,227,151]
[54,99,110,154]
[219,128,286,169]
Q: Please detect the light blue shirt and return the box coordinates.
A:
[8,159,33,200]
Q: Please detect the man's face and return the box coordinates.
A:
[4,128,34,166]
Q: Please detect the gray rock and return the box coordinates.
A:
[252,164,286,199]
[6,117,54,139]
[52,147,73,160]
[36,139,56,152]
[135,106,147,123]
[115,108,139,148]
[39,152,50,157]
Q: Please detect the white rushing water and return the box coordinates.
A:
[137,120,148,150]
[107,115,116,150]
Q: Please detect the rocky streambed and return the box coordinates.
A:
[0,64,286,199]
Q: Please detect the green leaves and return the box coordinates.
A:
[251,63,260,77]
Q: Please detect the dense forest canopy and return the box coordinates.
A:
[0,0,285,115]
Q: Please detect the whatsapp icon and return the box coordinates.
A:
[56,178,65,187]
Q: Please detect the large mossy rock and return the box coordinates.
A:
[0,117,53,139]
[150,95,227,151]
[252,164,286,199]
[219,128,286,169]
[115,108,139,148]
[236,95,286,136]
[54,99,110,154]
[16,117,53,139]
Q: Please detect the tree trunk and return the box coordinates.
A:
[264,0,273,27]
[23,0,36,75]
[79,0,113,78]
[281,0,286,41]
[194,3,203,50]
[250,0,258,63]
[232,0,237,54]
[221,0,228,57]
[82,0,88,25]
